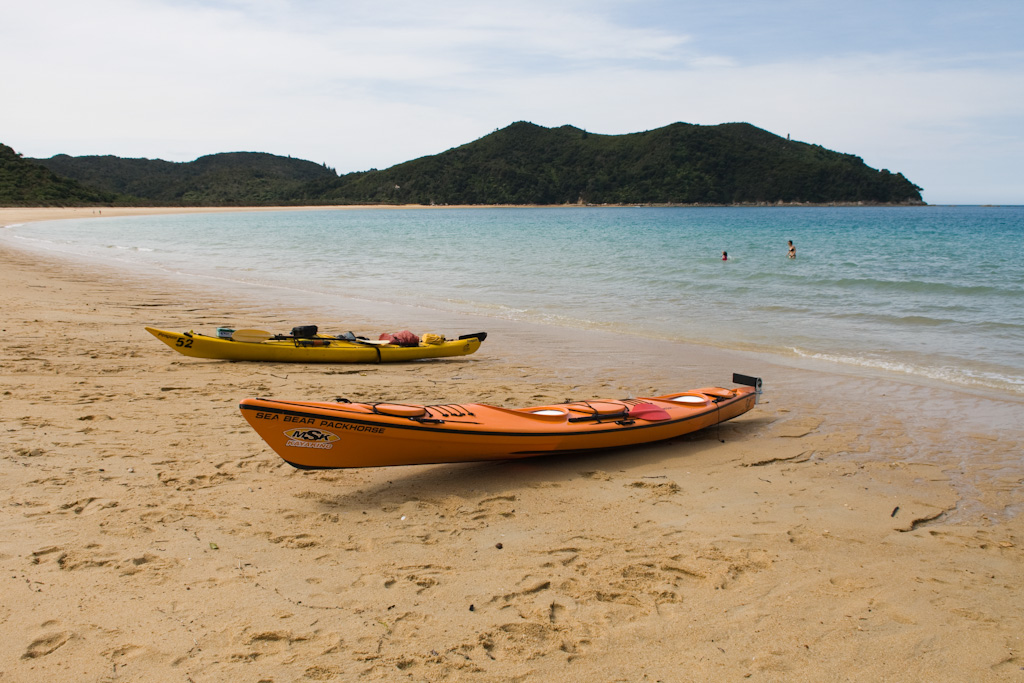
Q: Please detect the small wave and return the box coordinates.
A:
[105,244,155,252]
[790,309,1024,334]
[790,347,1024,395]
[816,311,960,327]
[742,270,1016,297]
[831,277,1011,297]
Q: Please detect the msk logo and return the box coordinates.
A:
[283,428,339,443]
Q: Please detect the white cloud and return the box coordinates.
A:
[2,0,1022,202]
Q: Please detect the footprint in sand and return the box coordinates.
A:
[268,533,319,549]
[58,497,119,515]
[627,480,681,497]
[469,495,517,521]
[22,630,72,659]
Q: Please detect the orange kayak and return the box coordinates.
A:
[239,374,762,469]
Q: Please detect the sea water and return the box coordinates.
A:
[4,206,1023,397]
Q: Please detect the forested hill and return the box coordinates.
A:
[0,143,119,206]
[32,151,337,205]
[8,121,923,206]
[306,122,923,205]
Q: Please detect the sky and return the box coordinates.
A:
[2,0,1023,204]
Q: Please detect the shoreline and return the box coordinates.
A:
[0,200,938,227]
[2,206,1022,680]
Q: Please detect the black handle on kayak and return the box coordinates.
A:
[458,332,487,342]
[568,410,630,423]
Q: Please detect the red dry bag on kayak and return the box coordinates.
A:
[379,330,420,347]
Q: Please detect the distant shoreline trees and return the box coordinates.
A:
[4,121,923,207]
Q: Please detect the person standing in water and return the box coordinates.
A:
[788,240,796,259]
[722,251,728,261]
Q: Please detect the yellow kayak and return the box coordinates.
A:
[145,327,486,363]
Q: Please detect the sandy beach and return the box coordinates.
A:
[2,207,1022,681]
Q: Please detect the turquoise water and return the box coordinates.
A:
[5,206,1023,396]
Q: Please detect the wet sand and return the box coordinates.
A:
[2,207,1023,681]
